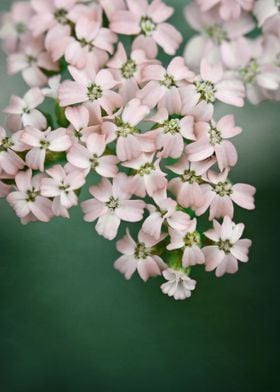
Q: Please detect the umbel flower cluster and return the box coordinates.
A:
[0,0,278,300]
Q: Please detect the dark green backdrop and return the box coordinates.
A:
[0,1,279,391]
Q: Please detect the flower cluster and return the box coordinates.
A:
[185,0,280,103]
[0,0,275,301]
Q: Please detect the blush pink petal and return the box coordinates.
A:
[96,213,121,240]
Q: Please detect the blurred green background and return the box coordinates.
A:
[0,0,279,391]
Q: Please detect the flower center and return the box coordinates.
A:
[184,231,200,247]
[16,22,26,34]
[79,38,94,51]
[90,154,99,169]
[58,182,70,194]
[140,16,156,36]
[205,24,228,45]
[195,80,216,103]
[106,196,119,211]
[180,170,202,184]
[40,139,50,150]
[26,188,39,202]
[121,59,137,79]
[214,181,232,196]
[115,118,138,137]
[163,118,181,134]
[26,55,36,66]
[239,59,259,84]
[209,126,222,145]
[217,239,232,254]
[22,107,30,114]
[0,136,14,152]
[87,83,102,101]
[134,242,149,259]
[160,74,177,89]
[54,8,68,24]
[138,162,155,176]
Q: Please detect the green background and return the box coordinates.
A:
[0,1,279,391]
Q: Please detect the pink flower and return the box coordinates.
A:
[142,196,192,239]
[0,1,33,54]
[167,218,205,267]
[138,56,195,108]
[101,98,153,161]
[0,127,25,175]
[110,0,182,55]
[168,153,215,212]
[4,88,46,132]
[64,16,116,69]
[7,37,59,87]
[81,175,145,240]
[21,126,72,171]
[148,108,195,159]
[65,105,100,143]
[30,0,77,37]
[197,0,254,20]
[41,164,86,218]
[114,228,167,281]
[161,268,196,300]
[186,114,242,171]
[197,169,256,219]
[7,169,53,223]
[67,133,119,177]
[99,0,126,19]
[221,37,280,104]
[58,65,122,116]
[184,2,255,70]
[192,58,245,107]
[122,153,167,198]
[107,42,158,104]
[203,216,252,277]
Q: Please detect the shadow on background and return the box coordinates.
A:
[0,0,279,391]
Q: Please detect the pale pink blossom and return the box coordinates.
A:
[222,37,280,104]
[107,42,158,104]
[99,0,126,19]
[20,126,72,171]
[30,0,77,37]
[142,196,192,239]
[41,164,86,218]
[64,16,116,69]
[110,0,182,55]
[167,218,205,267]
[0,1,33,54]
[168,153,215,212]
[203,216,252,277]
[101,99,154,161]
[191,58,245,107]
[184,2,255,69]
[138,56,195,108]
[114,228,167,281]
[122,153,167,198]
[67,133,119,177]
[197,169,256,218]
[197,0,255,20]
[58,65,122,116]
[186,114,242,171]
[81,176,145,240]
[7,169,53,223]
[65,105,100,143]
[148,108,195,158]
[0,127,25,175]
[4,88,46,132]
[161,268,196,300]
[7,37,59,87]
